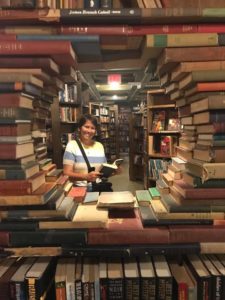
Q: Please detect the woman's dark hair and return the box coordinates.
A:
[78,114,98,129]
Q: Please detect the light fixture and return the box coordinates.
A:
[108,74,121,89]
[112,95,118,100]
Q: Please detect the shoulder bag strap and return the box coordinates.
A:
[75,138,93,173]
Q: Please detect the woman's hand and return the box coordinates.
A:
[86,171,102,182]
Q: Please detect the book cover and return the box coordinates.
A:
[10,229,87,247]
[107,258,124,300]
[99,158,123,178]
[0,182,57,206]
[0,171,45,195]
[9,257,36,300]
[151,110,166,132]
[139,256,156,300]
[72,204,108,228]
[25,257,55,300]
[123,257,140,300]
[83,191,99,205]
[185,254,212,300]
[174,179,225,199]
[135,190,152,206]
[107,209,143,230]
[97,191,135,209]
[152,255,173,300]
[0,141,34,160]
[67,186,87,203]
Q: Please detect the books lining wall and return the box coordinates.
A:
[2,254,225,300]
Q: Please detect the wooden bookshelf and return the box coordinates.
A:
[144,91,180,188]
[129,110,145,181]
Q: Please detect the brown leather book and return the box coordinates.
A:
[0,141,34,160]
[0,171,45,195]
[0,182,57,206]
[88,227,170,245]
[157,47,225,75]
[0,57,60,75]
[0,41,76,67]
[169,225,225,243]
[0,122,31,136]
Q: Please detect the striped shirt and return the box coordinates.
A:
[63,139,106,187]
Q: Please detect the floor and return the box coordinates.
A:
[109,154,144,195]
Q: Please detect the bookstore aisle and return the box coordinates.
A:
[110,154,144,193]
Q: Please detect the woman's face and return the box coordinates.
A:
[80,120,96,142]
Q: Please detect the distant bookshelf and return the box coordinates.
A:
[129,108,146,181]
[145,91,180,188]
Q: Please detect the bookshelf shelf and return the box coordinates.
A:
[149,130,180,134]
[148,153,172,159]
[59,102,80,107]
[148,104,176,109]
[145,91,180,188]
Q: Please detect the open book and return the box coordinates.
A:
[99,159,123,178]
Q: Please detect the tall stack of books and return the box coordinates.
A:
[0,40,93,252]
[149,41,225,246]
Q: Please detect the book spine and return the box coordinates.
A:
[203,163,225,181]
[75,281,82,300]
[141,278,156,300]
[107,279,124,300]
[60,9,142,25]
[100,278,107,300]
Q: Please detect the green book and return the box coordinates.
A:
[83,192,99,204]
[135,190,152,206]
[148,187,161,200]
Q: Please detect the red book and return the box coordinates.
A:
[107,209,143,230]
[169,225,225,243]
[0,122,31,136]
[0,41,76,67]
[0,142,34,159]
[0,9,52,25]
[67,186,87,203]
[0,34,16,40]
[0,93,33,109]
[0,171,45,195]
[174,179,225,199]
[59,24,199,35]
[88,227,170,245]
[186,82,225,96]
[59,25,129,35]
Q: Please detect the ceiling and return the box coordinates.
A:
[75,33,161,103]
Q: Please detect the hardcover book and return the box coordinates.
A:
[97,191,135,209]
[185,254,212,300]
[139,256,156,300]
[152,255,173,300]
[25,257,55,300]
[72,204,108,228]
[99,158,123,178]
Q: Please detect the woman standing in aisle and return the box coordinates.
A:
[63,114,107,191]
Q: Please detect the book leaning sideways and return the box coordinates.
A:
[99,159,123,178]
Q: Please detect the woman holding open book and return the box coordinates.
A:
[63,114,109,191]
[63,114,106,190]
